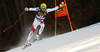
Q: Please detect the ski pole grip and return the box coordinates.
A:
[3,30,5,32]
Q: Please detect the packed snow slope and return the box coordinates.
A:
[7,22,100,52]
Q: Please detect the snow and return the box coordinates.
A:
[6,22,100,52]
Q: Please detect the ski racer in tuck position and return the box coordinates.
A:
[24,2,64,45]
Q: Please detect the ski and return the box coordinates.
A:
[22,44,31,50]
[22,38,42,49]
[32,38,42,43]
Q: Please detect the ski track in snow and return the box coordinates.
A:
[6,22,100,52]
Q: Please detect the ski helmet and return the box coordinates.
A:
[40,3,47,9]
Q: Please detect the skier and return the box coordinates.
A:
[24,2,63,45]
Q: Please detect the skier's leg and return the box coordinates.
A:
[36,21,45,39]
[26,31,33,44]
[27,18,39,43]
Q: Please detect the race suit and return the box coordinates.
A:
[27,6,59,42]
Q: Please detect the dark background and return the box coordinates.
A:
[0,0,100,52]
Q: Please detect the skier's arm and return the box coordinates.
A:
[47,6,60,13]
[24,7,39,11]
[47,2,65,13]
[28,8,37,11]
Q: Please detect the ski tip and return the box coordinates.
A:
[22,44,32,50]
[22,45,27,50]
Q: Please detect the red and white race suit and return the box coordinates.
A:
[27,6,59,42]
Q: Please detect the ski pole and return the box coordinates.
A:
[3,11,25,32]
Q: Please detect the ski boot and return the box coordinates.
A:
[34,35,42,40]
[23,41,31,49]
[25,40,31,46]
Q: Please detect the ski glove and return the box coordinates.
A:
[59,2,64,7]
[24,7,29,11]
